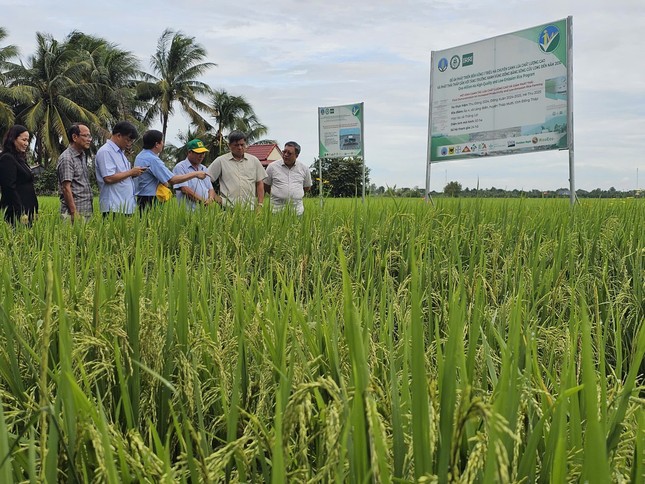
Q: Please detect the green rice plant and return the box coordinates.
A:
[0,394,13,483]
[0,196,643,481]
[409,247,433,479]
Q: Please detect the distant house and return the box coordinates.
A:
[246,144,283,168]
[556,188,571,197]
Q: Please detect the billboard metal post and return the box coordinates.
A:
[317,110,323,207]
[362,157,366,203]
[362,117,366,203]
[567,16,576,206]
[319,157,323,207]
[426,51,436,205]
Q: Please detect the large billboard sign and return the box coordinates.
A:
[318,103,364,158]
[429,18,569,162]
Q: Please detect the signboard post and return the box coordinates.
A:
[426,17,574,203]
[318,103,366,202]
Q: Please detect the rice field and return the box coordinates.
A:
[0,196,643,482]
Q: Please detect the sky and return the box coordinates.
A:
[2,0,644,191]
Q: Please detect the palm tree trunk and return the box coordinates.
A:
[162,113,169,140]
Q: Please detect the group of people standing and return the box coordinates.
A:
[0,121,312,224]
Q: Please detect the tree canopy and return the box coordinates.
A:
[444,181,462,197]
[137,29,215,140]
[0,27,271,170]
[310,157,370,198]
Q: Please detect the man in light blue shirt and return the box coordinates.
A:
[134,130,208,211]
[173,139,216,210]
[95,121,145,215]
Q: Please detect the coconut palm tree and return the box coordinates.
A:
[0,27,17,79]
[11,33,99,165]
[0,27,21,133]
[209,89,267,155]
[137,29,215,140]
[234,111,268,144]
[66,31,144,137]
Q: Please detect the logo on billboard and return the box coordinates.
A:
[438,57,448,72]
[320,108,325,116]
[440,147,448,156]
[450,55,461,69]
[538,25,560,53]
[352,105,361,116]
[462,53,473,66]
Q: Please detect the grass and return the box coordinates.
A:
[0,196,643,482]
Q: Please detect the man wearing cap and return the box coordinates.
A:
[57,123,93,222]
[134,130,209,211]
[264,141,312,216]
[207,130,266,209]
[172,139,217,209]
[95,121,146,216]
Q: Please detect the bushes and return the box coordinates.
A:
[32,164,58,196]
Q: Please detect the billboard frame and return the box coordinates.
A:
[317,102,366,203]
[425,17,575,205]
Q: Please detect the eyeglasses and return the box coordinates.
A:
[78,133,92,139]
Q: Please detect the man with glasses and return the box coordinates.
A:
[264,141,312,216]
[57,123,94,221]
[207,130,266,209]
[172,139,217,210]
[95,121,146,216]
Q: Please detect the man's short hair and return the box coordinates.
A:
[112,121,138,139]
[142,130,163,149]
[228,130,247,144]
[284,141,301,156]
[68,123,83,140]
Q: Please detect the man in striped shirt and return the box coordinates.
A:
[57,123,93,221]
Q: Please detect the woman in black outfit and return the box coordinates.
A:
[0,125,38,224]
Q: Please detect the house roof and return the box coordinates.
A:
[246,144,283,167]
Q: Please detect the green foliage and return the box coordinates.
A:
[444,180,462,197]
[208,89,268,156]
[1,27,266,172]
[10,33,101,165]
[0,190,643,481]
[0,26,20,134]
[310,157,370,197]
[137,29,215,139]
[32,164,58,196]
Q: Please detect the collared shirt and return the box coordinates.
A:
[172,159,213,210]
[134,149,173,196]
[57,144,93,216]
[95,139,136,214]
[207,152,266,208]
[264,160,312,215]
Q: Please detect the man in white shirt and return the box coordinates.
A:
[264,141,312,215]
